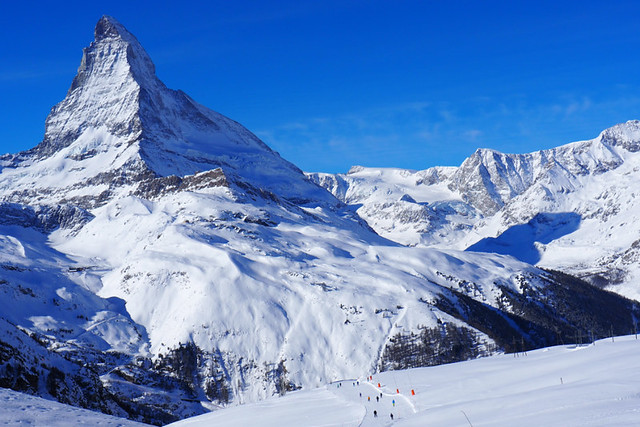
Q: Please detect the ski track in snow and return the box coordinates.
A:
[168,335,640,426]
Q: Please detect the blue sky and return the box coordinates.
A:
[1,1,640,173]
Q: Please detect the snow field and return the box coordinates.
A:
[170,335,640,426]
[44,180,547,404]
[0,388,146,426]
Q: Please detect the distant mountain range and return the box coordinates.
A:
[310,120,640,299]
[0,16,637,425]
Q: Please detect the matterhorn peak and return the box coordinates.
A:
[94,15,133,42]
[69,15,156,95]
[32,16,160,159]
[4,16,335,208]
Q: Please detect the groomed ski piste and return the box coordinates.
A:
[168,335,640,426]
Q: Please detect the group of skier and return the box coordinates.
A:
[359,384,395,421]
[335,378,398,421]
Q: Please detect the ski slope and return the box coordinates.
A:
[170,335,640,426]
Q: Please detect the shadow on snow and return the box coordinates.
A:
[465,212,581,264]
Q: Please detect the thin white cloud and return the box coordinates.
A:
[256,91,640,173]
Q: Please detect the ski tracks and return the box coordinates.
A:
[329,377,416,425]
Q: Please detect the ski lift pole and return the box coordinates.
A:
[404,370,416,397]
[392,371,399,393]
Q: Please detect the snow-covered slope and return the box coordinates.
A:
[462,121,640,299]
[170,335,640,427]
[7,336,640,426]
[311,121,640,298]
[308,166,478,247]
[0,388,146,426]
[0,222,147,355]
[0,15,638,425]
[46,186,546,394]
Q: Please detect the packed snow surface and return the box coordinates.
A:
[170,335,640,426]
[0,388,146,426]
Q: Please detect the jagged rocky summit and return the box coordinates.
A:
[0,16,638,425]
[0,15,334,211]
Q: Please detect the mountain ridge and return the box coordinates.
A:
[310,120,640,298]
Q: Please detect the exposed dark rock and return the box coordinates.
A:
[379,270,640,373]
[134,168,229,199]
[0,318,127,418]
[0,202,93,232]
[433,271,639,353]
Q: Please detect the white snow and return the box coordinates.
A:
[308,166,476,247]
[0,224,149,355]
[170,335,640,426]
[0,388,147,426]
[48,186,539,400]
[312,121,640,299]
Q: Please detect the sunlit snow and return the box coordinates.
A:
[171,336,640,426]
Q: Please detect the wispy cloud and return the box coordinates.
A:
[0,70,55,82]
[463,129,483,142]
[255,101,482,172]
[550,96,592,118]
[256,90,640,173]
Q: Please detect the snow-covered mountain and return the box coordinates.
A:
[308,166,478,247]
[0,16,333,209]
[0,16,638,425]
[310,121,640,299]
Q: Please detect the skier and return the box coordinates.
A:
[392,399,395,407]
[373,410,378,418]
[390,413,394,420]
[376,396,379,402]
[368,396,370,402]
